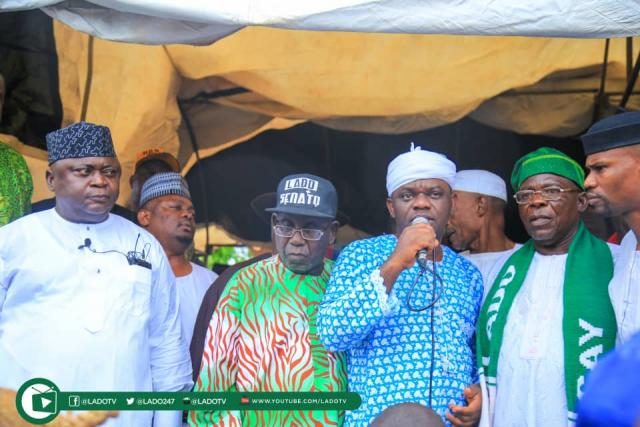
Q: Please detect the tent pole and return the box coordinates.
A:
[627,37,634,82]
[178,99,211,260]
[592,38,610,123]
[618,48,640,111]
[80,35,94,121]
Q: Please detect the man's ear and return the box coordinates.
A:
[386,198,396,219]
[577,191,589,213]
[327,220,339,246]
[476,196,488,217]
[45,167,55,192]
[137,209,151,227]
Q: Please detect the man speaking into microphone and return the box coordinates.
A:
[318,144,483,427]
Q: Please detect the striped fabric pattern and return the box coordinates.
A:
[189,255,347,426]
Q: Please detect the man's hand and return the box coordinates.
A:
[380,221,440,291]
[391,221,439,270]
[445,384,482,427]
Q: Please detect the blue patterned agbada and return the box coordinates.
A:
[318,235,483,426]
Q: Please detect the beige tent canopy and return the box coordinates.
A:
[35,23,640,204]
[2,4,639,246]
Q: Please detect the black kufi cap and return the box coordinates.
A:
[581,112,640,155]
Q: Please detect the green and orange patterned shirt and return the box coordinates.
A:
[189,255,347,427]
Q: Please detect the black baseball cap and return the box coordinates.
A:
[265,173,338,219]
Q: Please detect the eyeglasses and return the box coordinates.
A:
[513,186,580,205]
[273,224,326,241]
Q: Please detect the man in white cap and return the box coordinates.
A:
[447,170,520,292]
[128,148,181,212]
[137,172,217,352]
[318,144,483,427]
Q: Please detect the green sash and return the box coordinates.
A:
[477,221,616,424]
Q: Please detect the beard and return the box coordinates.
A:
[587,194,615,218]
[176,234,194,246]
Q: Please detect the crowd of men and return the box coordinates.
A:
[1,106,640,427]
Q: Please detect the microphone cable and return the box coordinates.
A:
[406,248,444,409]
[78,234,152,269]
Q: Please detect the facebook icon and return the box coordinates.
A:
[69,396,80,408]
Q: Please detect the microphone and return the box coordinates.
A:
[75,236,153,270]
[411,217,432,268]
[78,238,92,250]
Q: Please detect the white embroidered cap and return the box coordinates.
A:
[386,143,456,196]
[453,169,507,202]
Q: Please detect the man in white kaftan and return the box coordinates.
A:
[477,148,617,427]
[582,111,640,345]
[447,170,520,296]
[137,172,217,348]
[0,122,192,427]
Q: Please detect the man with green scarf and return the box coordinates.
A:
[476,147,617,427]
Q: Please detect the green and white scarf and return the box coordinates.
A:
[477,221,616,426]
